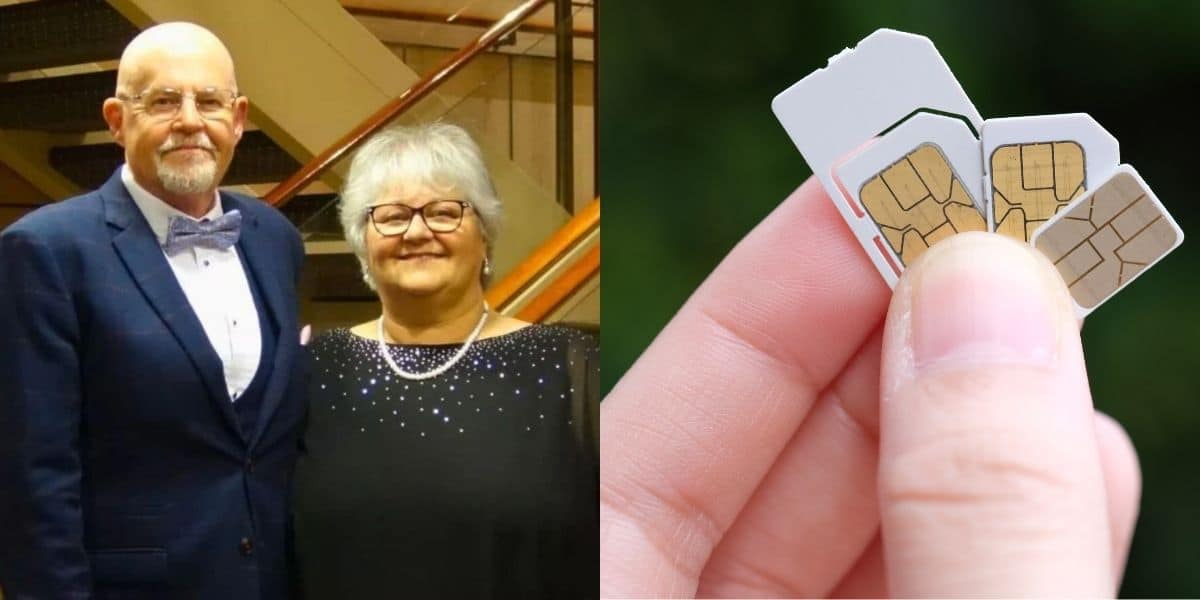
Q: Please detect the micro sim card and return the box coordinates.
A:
[835,113,986,274]
[1031,165,1183,317]
[982,114,1119,242]
[772,28,982,288]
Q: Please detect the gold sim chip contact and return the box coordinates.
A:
[1034,169,1182,310]
[990,141,1086,242]
[858,143,987,267]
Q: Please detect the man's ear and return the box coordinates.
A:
[232,95,249,141]
[102,98,125,147]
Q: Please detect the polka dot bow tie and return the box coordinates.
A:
[163,209,242,255]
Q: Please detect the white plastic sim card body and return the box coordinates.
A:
[834,113,986,281]
[1030,164,1183,319]
[771,28,983,288]
[982,113,1119,243]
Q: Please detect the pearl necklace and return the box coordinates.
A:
[376,302,490,381]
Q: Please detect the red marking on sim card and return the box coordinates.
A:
[832,170,865,218]
[873,235,901,278]
[829,138,879,219]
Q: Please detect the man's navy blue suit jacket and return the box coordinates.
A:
[0,169,309,599]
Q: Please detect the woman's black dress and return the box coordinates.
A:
[291,324,598,598]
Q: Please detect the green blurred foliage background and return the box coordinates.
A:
[599,1,1200,595]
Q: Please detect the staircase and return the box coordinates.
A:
[0,0,597,329]
[0,0,334,229]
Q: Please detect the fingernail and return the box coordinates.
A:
[912,233,1063,371]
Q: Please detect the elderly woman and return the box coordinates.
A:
[291,123,598,598]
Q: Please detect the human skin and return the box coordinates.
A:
[366,182,487,303]
[352,180,529,346]
[100,22,249,218]
[600,177,1140,597]
[363,182,495,344]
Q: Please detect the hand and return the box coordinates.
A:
[600,177,1140,597]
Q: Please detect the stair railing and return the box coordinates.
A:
[262,0,552,208]
[264,0,597,320]
[486,198,599,320]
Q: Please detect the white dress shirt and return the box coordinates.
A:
[122,165,262,402]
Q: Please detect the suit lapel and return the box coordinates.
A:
[223,193,295,449]
[102,171,246,444]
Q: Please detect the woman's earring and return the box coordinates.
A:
[483,257,492,276]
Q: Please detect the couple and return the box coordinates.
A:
[0,23,597,599]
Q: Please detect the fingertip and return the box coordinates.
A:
[1093,410,1142,585]
[881,232,1080,400]
[1094,412,1142,496]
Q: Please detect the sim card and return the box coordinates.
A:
[773,28,1183,314]
[1031,165,1183,317]
[771,28,983,288]
[835,113,987,276]
[983,114,1120,242]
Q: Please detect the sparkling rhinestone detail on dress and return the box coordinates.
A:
[306,324,598,437]
[376,302,490,380]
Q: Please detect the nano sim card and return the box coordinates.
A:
[859,144,987,267]
[1032,165,1183,315]
[983,114,1119,242]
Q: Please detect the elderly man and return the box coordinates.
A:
[0,23,306,598]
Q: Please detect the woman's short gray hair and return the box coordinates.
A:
[338,122,502,289]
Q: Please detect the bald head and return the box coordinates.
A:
[103,22,248,217]
[115,22,238,96]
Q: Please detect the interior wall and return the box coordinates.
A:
[0,161,49,228]
[299,46,597,333]
[0,206,34,230]
[393,45,596,214]
[551,275,599,326]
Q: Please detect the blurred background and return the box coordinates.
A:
[600,1,1200,595]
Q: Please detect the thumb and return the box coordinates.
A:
[878,232,1113,597]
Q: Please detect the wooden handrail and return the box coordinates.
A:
[485,198,599,310]
[341,5,595,39]
[264,0,552,207]
[515,242,599,322]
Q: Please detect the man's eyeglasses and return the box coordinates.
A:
[368,200,472,237]
[117,87,240,121]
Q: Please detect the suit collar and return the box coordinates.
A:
[101,168,248,444]
[101,168,140,230]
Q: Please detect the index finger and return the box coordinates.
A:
[601,176,891,597]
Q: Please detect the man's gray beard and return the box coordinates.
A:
[156,157,217,195]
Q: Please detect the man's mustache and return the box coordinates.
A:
[159,135,216,155]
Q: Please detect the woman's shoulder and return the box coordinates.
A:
[306,326,360,356]
[497,323,598,364]
[542,322,598,349]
